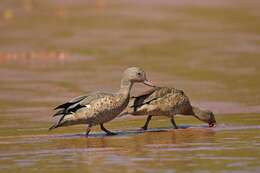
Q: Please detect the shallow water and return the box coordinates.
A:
[0,114,259,173]
[0,0,260,172]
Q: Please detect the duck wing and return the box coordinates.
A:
[54,95,88,111]
[53,92,112,116]
[131,87,184,111]
[50,92,113,130]
[131,87,162,111]
[119,87,185,117]
[118,87,163,117]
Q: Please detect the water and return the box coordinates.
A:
[0,0,260,172]
[0,115,259,173]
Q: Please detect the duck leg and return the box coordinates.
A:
[86,124,92,137]
[141,115,153,130]
[100,124,117,135]
[171,117,178,129]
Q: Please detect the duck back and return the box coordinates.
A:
[127,87,193,116]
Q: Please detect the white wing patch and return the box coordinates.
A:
[85,105,91,108]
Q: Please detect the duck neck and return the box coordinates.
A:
[190,106,211,123]
[117,77,133,97]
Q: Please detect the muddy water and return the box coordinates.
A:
[0,114,259,173]
[1,0,260,172]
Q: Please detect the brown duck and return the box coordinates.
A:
[120,87,216,130]
[49,67,155,136]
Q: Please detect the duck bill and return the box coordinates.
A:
[143,80,156,87]
[209,123,216,127]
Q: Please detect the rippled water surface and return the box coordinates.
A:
[0,0,260,172]
[0,114,259,173]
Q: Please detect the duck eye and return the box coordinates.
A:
[137,72,142,76]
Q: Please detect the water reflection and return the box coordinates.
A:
[0,120,259,172]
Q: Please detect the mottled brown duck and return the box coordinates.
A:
[120,87,216,130]
[49,67,155,136]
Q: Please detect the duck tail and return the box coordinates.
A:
[49,123,61,131]
[53,109,65,117]
[49,114,67,131]
[49,113,76,131]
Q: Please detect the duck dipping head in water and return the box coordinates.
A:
[120,87,217,130]
[192,107,216,127]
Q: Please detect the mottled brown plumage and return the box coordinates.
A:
[49,67,155,136]
[120,87,216,130]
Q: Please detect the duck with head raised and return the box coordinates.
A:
[49,67,155,136]
[120,87,216,130]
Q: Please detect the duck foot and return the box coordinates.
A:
[141,115,152,131]
[85,125,92,137]
[100,124,117,136]
[140,126,147,130]
[171,117,178,129]
[106,132,117,136]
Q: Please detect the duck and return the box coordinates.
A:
[120,87,216,130]
[49,67,155,136]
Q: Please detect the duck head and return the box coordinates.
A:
[192,107,216,127]
[123,67,155,87]
[199,111,216,127]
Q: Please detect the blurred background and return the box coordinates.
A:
[0,0,260,172]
